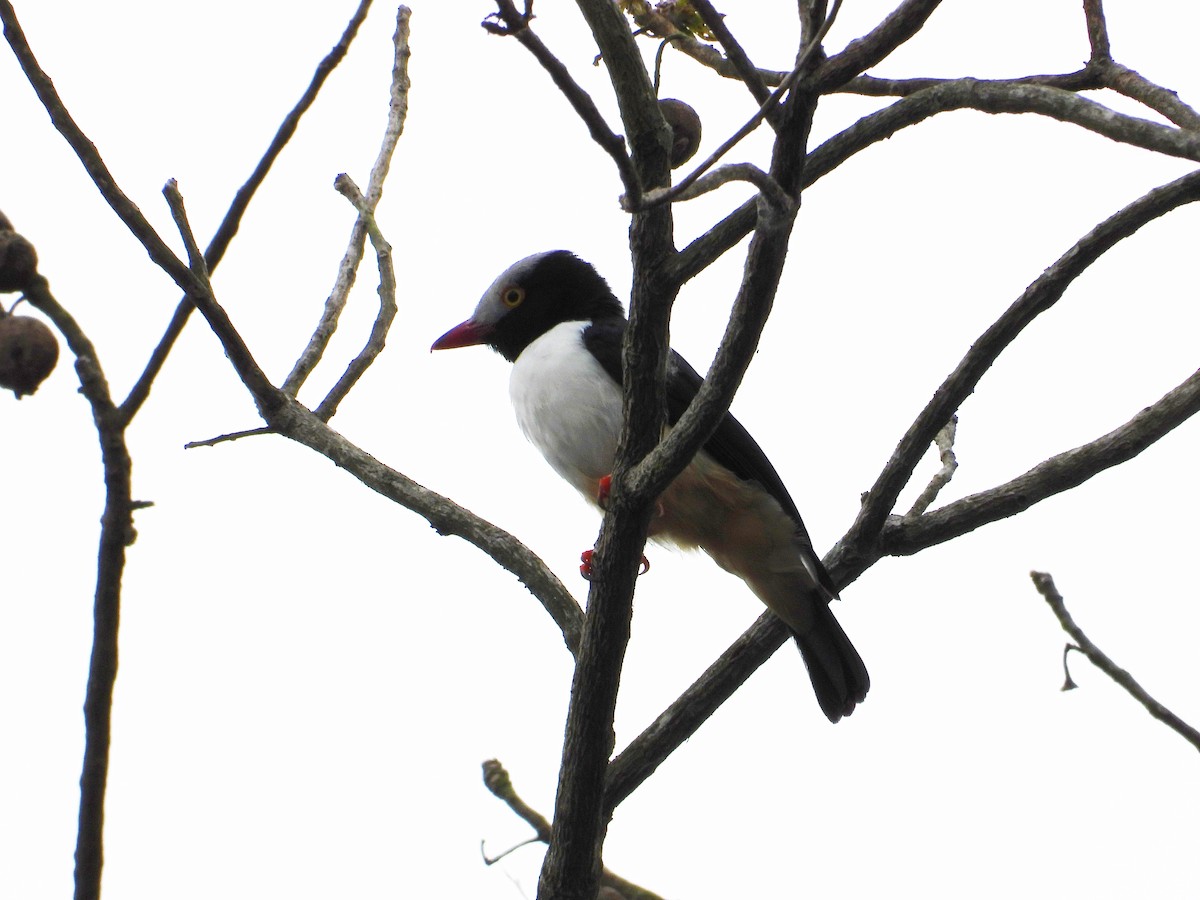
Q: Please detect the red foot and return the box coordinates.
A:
[597,474,613,508]
[580,548,650,580]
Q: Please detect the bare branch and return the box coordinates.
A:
[482,759,552,842]
[593,31,830,825]
[482,761,665,900]
[120,0,375,423]
[828,80,1200,179]
[632,162,793,212]
[1083,0,1111,64]
[183,426,273,449]
[613,168,1200,801]
[884,367,1200,557]
[689,0,771,107]
[606,611,789,812]
[1031,572,1200,753]
[309,176,398,422]
[534,0,682,893]
[676,76,1192,281]
[160,183,280,412]
[842,167,1200,560]
[630,6,790,87]
[272,401,586,654]
[283,6,412,398]
[486,0,640,199]
[20,272,131,900]
[839,69,1101,97]
[1,0,193,288]
[813,0,942,91]
[627,199,796,507]
[1104,63,1200,132]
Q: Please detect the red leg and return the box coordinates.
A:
[587,475,651,577]
[596,474,613,508]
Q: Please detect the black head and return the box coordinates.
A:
[431,251,625,362]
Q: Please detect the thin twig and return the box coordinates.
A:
[1031,572,1200,753]
[631,162,792,212]
[905,415,958,517]
[283,5,411,398]
[883,366,1200,557]
[184,426,273,450]
[312,175,398,422]
[486,0,640,198]
[481,760,666,900]
[120,0,374,423]
[651,35,684,95]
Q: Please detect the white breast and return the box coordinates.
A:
[509,321,624,500]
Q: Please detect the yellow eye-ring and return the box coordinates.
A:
[501,286,525,308]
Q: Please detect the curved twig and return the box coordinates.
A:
[283,7,412,399]
[632,162,792,212]
[1032,572,1200,752]
[310,177,398,422]
[905,416,958,518]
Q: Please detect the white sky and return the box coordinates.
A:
[2,1,1199,898]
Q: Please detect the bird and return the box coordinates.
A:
[431,250,868,722]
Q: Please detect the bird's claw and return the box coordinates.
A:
[579,548,650,580]
[596,474,613,509]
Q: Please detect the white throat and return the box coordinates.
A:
[508,321,624,499]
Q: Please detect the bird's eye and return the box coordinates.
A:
[501,286,525,308]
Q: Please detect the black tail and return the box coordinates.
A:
[793,601,869,723]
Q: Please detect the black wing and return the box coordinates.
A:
[582,319,818,548]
